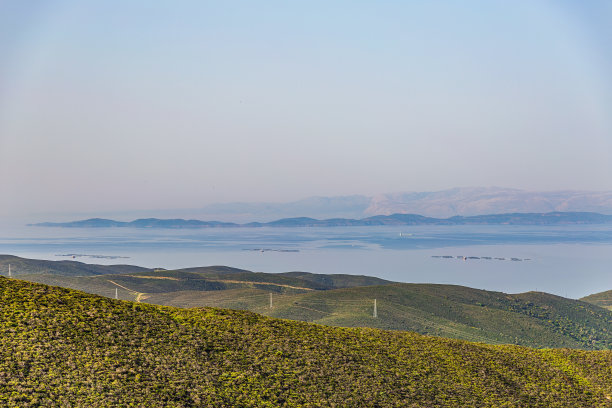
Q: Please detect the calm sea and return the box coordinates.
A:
[2,223,612,299]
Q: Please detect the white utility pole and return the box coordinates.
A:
[115,288,118,300]
[373,298,377,318]
[8,264,11,278]
[269,293,273,309]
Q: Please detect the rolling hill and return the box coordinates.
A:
[582,290,612,311]
[11,257,392,298]
[142,283,612,350]
[0,254,150,277]
[1,277,612,407]
[8,255,612,350]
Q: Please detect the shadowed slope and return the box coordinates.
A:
[0,254,150,277]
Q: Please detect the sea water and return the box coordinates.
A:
[1,223,612,299]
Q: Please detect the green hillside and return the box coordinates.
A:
[142,283,612,350]
[1,277,612,407]
[9,256,612,350]
[582,290,612,311]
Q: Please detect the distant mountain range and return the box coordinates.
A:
[31,211,612,228]
[41,188,612,223]
[365,187,612,217]
[194,187,612,220]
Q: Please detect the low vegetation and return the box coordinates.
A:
[1,277,612,407]
[582,290,612,311]
[8,255,612,350]
[145,283,612,350]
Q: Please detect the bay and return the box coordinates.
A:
[1,223,612,299]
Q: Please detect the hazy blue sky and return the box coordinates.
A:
[1,1,611,216]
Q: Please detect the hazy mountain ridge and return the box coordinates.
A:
[366,187,612,217]
[198,195,372,221]
[32,211,612,228]
[31,188,612,223]
[199,188,612,220]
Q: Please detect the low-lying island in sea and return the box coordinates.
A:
[432,255,531,261]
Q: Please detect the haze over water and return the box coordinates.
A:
[1,2,612,218]
[2,224,612,299]
[1,3,611,302]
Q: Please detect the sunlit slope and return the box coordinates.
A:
[275,284,612,349]
[143,283,612,350]
[11,256,612,350]
[582,290,612,311]
[1,278,612,407]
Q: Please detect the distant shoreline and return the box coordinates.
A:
[29,211,612,229]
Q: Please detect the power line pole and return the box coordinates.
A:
[269,293,273,309]
[8,264,11,278]
[373,298,377,318]
[115,288,118,300]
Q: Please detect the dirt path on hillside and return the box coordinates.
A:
[107,279,145,302]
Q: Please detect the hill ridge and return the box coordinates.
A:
[30,211,612,228]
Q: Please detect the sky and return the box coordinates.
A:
[1,1,611,217]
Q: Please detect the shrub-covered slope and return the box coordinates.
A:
[9,256,612,350]
[144,283,612,350]
[582,290,612,311]
[1,277,612,407]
